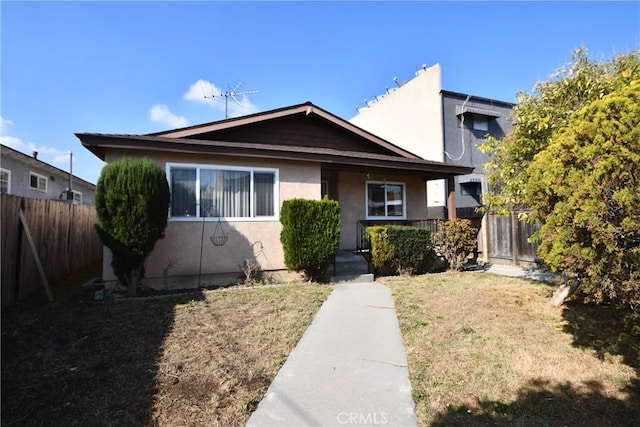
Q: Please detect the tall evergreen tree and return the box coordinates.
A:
[95,157,170,296]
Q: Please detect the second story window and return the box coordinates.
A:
[29,172,48,192]
[472,115,489,132]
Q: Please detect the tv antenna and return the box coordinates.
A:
[201,80,260,119]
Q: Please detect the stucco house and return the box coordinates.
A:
[1,144,96,205]
[77,102,472,287]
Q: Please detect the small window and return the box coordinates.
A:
[0,168,10,194]
[72,190,82,203]
[366,181,406,219]
[460,182,482,196]
[473,115,489,132]
[29,172,47,192]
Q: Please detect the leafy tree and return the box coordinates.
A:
[527,81,640,311]
[480,48,640,215]
[95,157,170,296]
[280,198,340,281]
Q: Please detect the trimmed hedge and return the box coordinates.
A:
[280,198,341,281]
[367,225,436,276]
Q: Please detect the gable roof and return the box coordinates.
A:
[1,143,96,188]
[76,102,473,180]
[148,102,421,159]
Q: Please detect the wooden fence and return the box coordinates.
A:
[1,195,102,307]
[487,213,540,265]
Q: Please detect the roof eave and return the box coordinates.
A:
[76,133,473,179]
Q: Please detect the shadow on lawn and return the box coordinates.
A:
[431,298,640,427]
[431,377,640,427]
[1,276,204,426]
[561,299,639,373]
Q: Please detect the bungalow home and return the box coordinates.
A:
[77,102,472,287]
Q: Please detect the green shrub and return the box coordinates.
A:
[367,226,394,275]
[367,225,435,276]
[280,198,340,281]
[95,157,170,296]
[432,219,477,271]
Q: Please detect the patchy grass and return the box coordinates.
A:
[383,272,639,427]
[1,277,331,426]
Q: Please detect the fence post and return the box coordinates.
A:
[13,198,24,302]
[481,213,489,263]
[511,212,519,266]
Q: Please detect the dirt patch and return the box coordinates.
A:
[2,275,331,426]
[383,272,639,426]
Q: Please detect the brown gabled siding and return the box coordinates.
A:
[184,114,400,156]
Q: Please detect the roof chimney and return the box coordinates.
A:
[32,151,38,160]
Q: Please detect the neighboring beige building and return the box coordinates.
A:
[351,64,521,263]
[77,102,472,287]
[351,64,448,217]
[350,63,514,220]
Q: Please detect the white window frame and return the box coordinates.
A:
[72,190,82,204]
[365,180,407,220]
[166,162,279,222]
[0,168,11,194]
[29,172,48,192]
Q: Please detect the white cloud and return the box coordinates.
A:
[149,104,189,128]
[1,116,14,135]
[0,116,70,165]
[184,79,221,106]
[0,134,26,150]
[184,79,259,118]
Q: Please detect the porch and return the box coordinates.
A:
[329,219,442,284]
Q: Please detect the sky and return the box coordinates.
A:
[1,1,639,185]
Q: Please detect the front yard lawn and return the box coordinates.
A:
[1,282,331,426]
[383,272,639,427]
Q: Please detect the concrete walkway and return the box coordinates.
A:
[247,282,416,427]
[486,263,559,283]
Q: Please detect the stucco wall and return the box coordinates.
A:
[101,150,321,282]
[337,170,428,249]
[349,64,446,211]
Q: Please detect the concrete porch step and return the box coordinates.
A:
[329,273,375,284]
[328,249,373,283]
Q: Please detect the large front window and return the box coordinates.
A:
[167,163,278,219]
[367,181,406,219]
